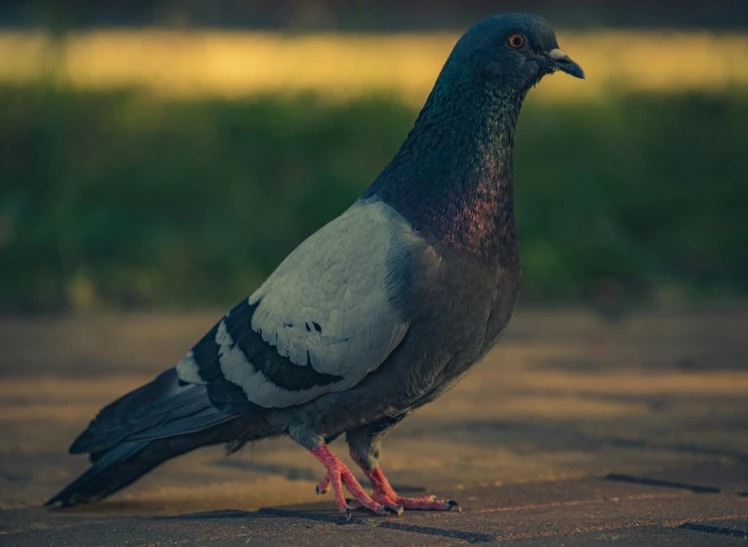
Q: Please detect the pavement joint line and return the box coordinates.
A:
[490,513,748,543]
[474,491,684,513]
[605,473,722,494]
[265,511,748,544]
[680,522,748,538]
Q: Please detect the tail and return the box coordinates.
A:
[46,368,261,507]
[46,437,205,507]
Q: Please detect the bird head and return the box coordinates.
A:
[445,13,585,93]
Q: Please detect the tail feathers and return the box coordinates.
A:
[46,442,149,507]
[46,431,230,508]
[48,367,275,507]
[70,368,240,455]
[125,406,239,443]
[46,418,261,507]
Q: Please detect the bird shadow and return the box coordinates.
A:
[49,501,372,525]
[150,505,377,525]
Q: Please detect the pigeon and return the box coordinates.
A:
[46,13,584,519]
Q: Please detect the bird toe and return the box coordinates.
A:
[341,507,352,521]
[384,504,404,516]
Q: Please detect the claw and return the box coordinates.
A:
[384,504,404,516]
[316,475,330,495]
[448,500,461,512]
[336,507,353,524]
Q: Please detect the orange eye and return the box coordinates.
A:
[507,33,525,49]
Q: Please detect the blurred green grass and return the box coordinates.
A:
[1,85,747,311]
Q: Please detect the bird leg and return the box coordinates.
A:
[309,444,402,519]
[346,445,460,512]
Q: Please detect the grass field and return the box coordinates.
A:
[1,31,747,311]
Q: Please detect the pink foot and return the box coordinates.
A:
[310,445,402,520]
[320,446,460,514]
[358,466,460,511]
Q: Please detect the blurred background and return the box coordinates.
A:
[1,0,747,313]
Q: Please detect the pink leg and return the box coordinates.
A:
[348,446,460,512]
[310,444,402,520]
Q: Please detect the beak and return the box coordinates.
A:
[544,48,585,79]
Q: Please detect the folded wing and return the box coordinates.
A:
[177,199,416,411]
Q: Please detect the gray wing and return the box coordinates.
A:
[176,199,416,410]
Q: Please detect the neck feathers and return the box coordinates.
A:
[364,79,524,264]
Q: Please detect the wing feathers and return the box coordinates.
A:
[176,199,416,410]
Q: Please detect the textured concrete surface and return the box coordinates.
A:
[1,307,747,545]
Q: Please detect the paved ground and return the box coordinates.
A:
[1,307,747,546]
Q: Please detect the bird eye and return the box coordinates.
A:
[507,33,526,49]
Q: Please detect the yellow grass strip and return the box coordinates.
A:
[1,30,747,104]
